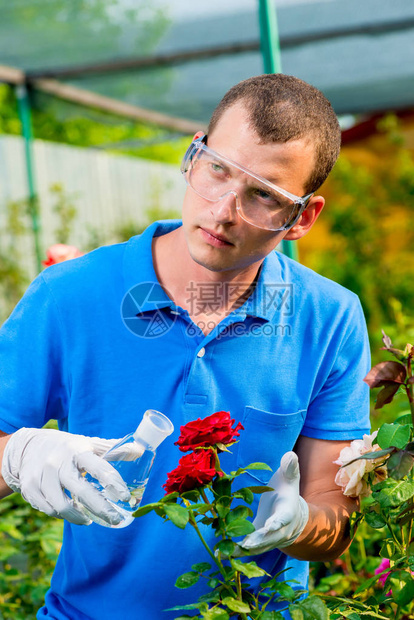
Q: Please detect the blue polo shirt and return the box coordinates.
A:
[0,220,370,619]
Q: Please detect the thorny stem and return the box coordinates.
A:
[200,488,218,518]
[236,575,249,620]
[191,493,249,618]
[189,512,226,579]
[188,512,237,599]
[406,354,414,426]
[199,488,228,543]
[384,514,403,551]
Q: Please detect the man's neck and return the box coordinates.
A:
[152,226,262,328]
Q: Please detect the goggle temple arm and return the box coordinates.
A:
[180,134,208,175]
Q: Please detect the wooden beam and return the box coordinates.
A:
[33,78,207,134]
[0,64,25,85]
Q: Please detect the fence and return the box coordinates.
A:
[0,135,186,280]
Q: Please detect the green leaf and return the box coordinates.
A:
[274,582,296,601]
[233,487,254,504]
[380,540,397,559]
[222,597,251,613]
[212,477,232,500]
[364,511,386,529]
[215,539,235,556]
[160,491,180,503]
[386,449,414,479]
[395,412,413,426]
[201,608,229,620]
[377,423,410,449]
[349,511,364,537]
[0,545,20,561]
[340,448,394,466]
[164,504,190,529]
[397,503,414,525]
[261,612,284,620]
[289,595,329,619]
[231,559,268,578]
[245,462,273,471]
[181,490,201,502]
[208,577,221,588]
[193,503,213,515]
[215,501,230,519]
[247,485,274,494]
[354,572,386,595]
[166,603,201,611]
[199,591,221,604]
[226,518,256,537]
[390,571,414,606]
[175,571,200,589]
[192,562,211,573]
[373,478,414,507]
[133,502,162,518]
[225,506,253,523]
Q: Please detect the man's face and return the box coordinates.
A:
[181,102,320,275]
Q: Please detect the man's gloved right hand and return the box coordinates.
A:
[1,427,131,526]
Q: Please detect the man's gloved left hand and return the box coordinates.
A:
[236,451,309,555]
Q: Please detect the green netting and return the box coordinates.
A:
[1,0,414,126]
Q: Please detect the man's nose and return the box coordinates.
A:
[210,191,239,224]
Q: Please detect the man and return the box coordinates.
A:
[0,74,370,618]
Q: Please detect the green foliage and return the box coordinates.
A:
[0,494,63,619]
[301,115,414,338]
[312,330,414,619]
[50,183,78,245]
[135,458,329,619]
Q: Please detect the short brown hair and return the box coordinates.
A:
[208,74,341,193]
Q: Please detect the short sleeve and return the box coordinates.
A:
[0,274,69,433]
[301,298,371,440]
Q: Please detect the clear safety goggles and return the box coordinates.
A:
[181,135,313,232]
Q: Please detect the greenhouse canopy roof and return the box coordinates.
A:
[1,0,414,127]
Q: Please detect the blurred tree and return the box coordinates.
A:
[300,114,414,339]
[0,0,191,163]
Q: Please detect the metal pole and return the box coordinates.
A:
[15,83,42,273]
[258,0,299,262]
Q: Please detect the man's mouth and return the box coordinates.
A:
[199,227,234,246]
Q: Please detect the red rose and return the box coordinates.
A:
[175,411,244,452]
[42,244,83,267]
[163,449,218,494]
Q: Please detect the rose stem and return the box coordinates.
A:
[406,354,414,426]
[188,512,232,588]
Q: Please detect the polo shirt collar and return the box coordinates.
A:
[238,250,284,322]
[123,219,284,320]
[123,219,182,312]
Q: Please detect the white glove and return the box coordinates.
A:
[237,452,309,555]
[1,428,133,526]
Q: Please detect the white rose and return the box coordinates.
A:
[334,431,387,498]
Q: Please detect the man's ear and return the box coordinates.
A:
[283,196,325,241]
[193,131,205,141]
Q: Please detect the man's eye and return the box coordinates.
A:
[210,162,225,173]
[252,188,281,206]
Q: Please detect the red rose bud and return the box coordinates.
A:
[175,411,244,452]
[163,449,218,494]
